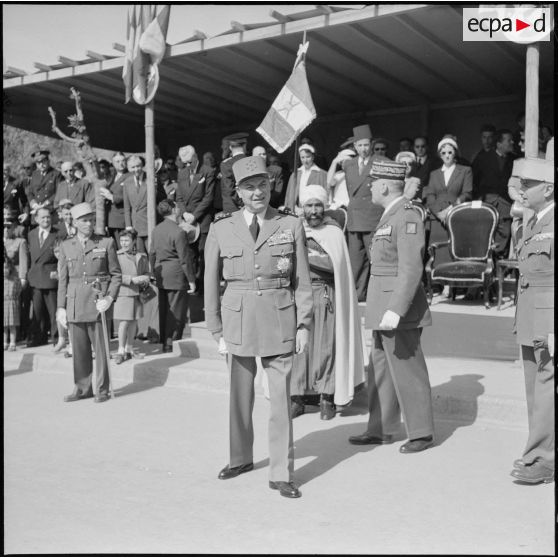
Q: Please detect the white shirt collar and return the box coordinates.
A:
[382,196,404,216]
[536,201,555,222]
[243,209,265,227]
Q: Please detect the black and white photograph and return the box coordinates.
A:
[3,2,555,555]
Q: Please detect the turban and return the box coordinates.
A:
[299,184,328,207]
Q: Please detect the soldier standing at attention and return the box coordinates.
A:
[56,203,122,403]
[204,156,313,498]
[349,161,435,453]
[509,158,554,485]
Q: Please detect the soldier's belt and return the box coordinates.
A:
[69,274,111,285]
[370,265,398,276]
[226,278,291,290]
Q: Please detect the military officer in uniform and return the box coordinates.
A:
[509,158,554,485]
[204,156,313,498]
[219,132,248,213]
[349,161,435,453]
[56,203,122,403]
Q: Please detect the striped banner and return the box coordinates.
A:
[256,45,316,153]
[122,5,170,105]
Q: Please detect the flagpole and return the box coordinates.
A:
[292,30,308,183]
[145,99,155,252]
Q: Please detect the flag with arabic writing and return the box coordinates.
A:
[256,42,316,153]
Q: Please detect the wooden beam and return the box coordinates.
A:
[33,62,52,72]
[6,66,27,76]
[269,10,290,23]
[58,56,79,67]
[112,43,126,53]
[315,5,334,14]
[193,30,207,40]
[230,21,246,32]
[86,51,107,61]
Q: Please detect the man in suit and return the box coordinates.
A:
[27,207,60,346]
[349,161,435,453]
[123,155,165,253]
[509,158,554,485]
[54,161,94,209]
[97,152,129,248]
[28,150,60,223]
[204,156,313,499]
[150,199,196,353]
[56,202,122,403]
[56,200,77,240]
[253,146,284,208]
[220,132,248,213]
[409,136,441,196]
[4,163,29,225]
[343,124,383,301]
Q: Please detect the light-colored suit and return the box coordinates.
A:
[204,207,313,481]
[365,198,434,440]
[515,205,554,468]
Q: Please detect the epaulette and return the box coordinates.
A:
[214,212,233,222]
[404,202,421,212]
[278,207,294,216]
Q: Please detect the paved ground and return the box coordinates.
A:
[4,363,554,555]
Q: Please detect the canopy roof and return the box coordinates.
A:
[3,4,554,153]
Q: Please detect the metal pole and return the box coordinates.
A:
[145,99,156,252]
[524,44,539,158]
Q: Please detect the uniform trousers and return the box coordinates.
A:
[347,230,373,301]
[228,353,294,482]
[30,287,57,343]
[159,289,188,345]
[366,329,434,440]
[70,321,110,396]
[520,344,554,468]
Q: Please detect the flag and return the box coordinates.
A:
[122,5,170,105]
[256,42,316,154]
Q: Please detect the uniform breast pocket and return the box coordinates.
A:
[526,240,552,272]
[270,244,294,276]
[90,253,108,274]
[220,246,244,278]
[67,258,77,272]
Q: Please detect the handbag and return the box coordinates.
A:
[138,283,157,304]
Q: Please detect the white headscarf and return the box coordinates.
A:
[299,184,328,207]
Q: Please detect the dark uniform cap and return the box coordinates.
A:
[352,125,372,141]
[370,161,407,181]
[223,132,249,142]
[232,156,268,185]
[33,150,51,162]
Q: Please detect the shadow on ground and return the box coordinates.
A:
[4,353,35,377]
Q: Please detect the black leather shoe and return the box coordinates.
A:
[269,481,301,498]
[162,344,173,353]
[399,436,434,453]
[320,399,336,420]
[94,393,110,403]
[511,462,554,484]
[348,433,393,445]
[64,391,93,402]
[291,400,305,418]
[218,463,254,480]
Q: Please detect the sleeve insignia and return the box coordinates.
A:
[406,222,417,234]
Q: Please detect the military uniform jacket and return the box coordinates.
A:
[27,226,60,289]
[515,206,554,346]
[219,154,245,213]
[28,168,60,209]
[343,157,384,232]
[175,165,216,233]
[365,198,432,330]
[57,234,122,323]
[204,207,313,357]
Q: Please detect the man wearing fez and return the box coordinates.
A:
[509,158,554,485]
[220,132,248,213]
[28,150,60,219]
[290,185,365,420]
[349,161,435,454]
[56,202,122,403]
[343,124,384,301]
[204,156,313,499]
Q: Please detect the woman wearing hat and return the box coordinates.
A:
[423,137,473,269]
[284,143,328,213]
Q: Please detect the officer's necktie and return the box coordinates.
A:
[249,213,260,242]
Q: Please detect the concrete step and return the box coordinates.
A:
[4,342,526,430]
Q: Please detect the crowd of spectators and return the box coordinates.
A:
[3,117,554,353]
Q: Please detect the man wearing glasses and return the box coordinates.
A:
[54,162,95,209]
[409,136,440,196]
[509,158,554,485]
